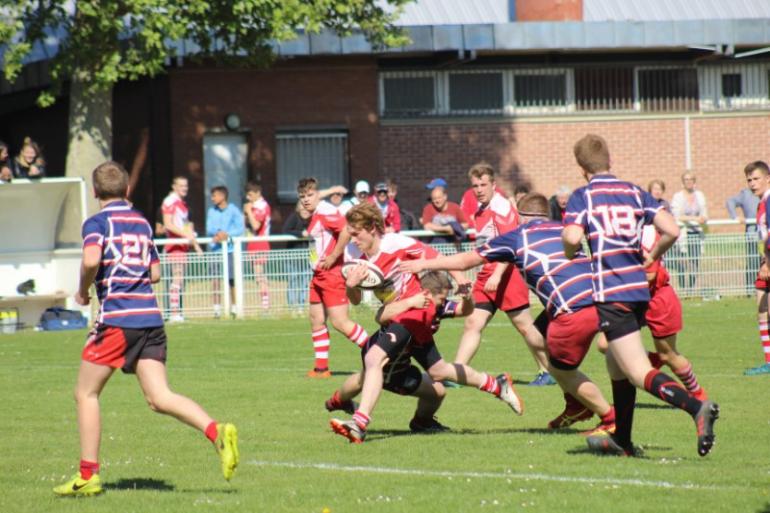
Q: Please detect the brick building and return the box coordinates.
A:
[2,0,770,231]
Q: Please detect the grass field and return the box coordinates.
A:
[1,297,769,513]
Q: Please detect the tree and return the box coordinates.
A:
[0,0,409,211]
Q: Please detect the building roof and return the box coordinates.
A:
[584,0,770,22]
[393,0,509,26]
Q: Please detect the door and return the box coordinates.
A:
[203,133,248,232]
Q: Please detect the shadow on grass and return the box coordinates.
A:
[330,371,356,377]
[756,503,770,513]
[364,425,585,442]
[104,478,175,492]
[565,447,652,460]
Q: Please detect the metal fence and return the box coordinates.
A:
[153,230,759,320]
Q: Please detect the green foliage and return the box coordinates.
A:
[0,0,411,107]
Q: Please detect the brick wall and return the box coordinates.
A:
[168,56,379,229]
[380,115,770,228]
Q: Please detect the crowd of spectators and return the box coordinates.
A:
[0,137,46,183]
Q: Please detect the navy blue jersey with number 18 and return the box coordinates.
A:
[563,174,661,303]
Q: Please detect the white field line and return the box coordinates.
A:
[247,459,738,491]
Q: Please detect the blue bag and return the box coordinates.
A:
[39,307,88,331]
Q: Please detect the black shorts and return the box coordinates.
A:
[533,310,549,338]
[363,323,442,396]
[596,302,648,342]
[82,324,167,374]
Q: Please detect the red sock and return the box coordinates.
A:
[478,373,500,396]
[312,327,330,370]
[647,351,663,369]
[204,421,218,443]
[328,390,344,409]
[80,460,99,480]
[600,406,616,424]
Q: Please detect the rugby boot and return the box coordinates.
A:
[496,373,524,415]
[215,422,239,480]
[694,400,719,457]
[53,472,103,497]
[330,418,366,443]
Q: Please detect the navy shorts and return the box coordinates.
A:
[596,302,648,342]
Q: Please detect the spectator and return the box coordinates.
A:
[671,171,708,291]
[548,185,571,221]
[340,180,370,214]
[421,185,468,246]
[244,181,272,310]
[0,141,11,182]
[368,181,401,233]
[11,137,46,178]
[161,176,203,322]
[648,179,672,212]
[386,178,418,230]
[726,182,761,295]
[282,201,313,309]
[206,185,245,318]
[513,184,530,206]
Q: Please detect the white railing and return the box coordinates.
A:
[152,222,761,320]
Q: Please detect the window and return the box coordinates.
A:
[275,131,348,202]
[513,73,567,108]
[722,73,742,98]
[448,72,503,112]
[638,68,698,111]
[575,67,634,111]
[382,75,435,116]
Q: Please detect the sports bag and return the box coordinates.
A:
[39,307,88,331]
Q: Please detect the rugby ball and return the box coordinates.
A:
[341,259,385,289]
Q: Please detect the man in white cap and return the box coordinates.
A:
[340,180,370,214]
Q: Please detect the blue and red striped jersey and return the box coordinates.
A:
[564,174,661,303]
[82,201,163,328]
[478,219,594,317]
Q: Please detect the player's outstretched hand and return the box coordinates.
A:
[345,263,369,288]
[399,259,425,274]
[74,291,90,306]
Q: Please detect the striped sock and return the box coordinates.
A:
[759,319,770,363]
[169,283,181,316]
[352,410,370,430]
[673,363,702,395]
[346,323,369,348]
[478,373,500,396]
[261,291,269,309]
[312,327,330,371]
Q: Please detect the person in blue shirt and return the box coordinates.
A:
[207,185,245,318]
[562,134,719,457]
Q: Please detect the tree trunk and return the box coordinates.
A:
[65,76,113,216]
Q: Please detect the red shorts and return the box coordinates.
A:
[82,324,167,374]
[646,285,682,339]
[756,273,769,291]
[472,266,529,313]
[547,306,600,370]
[309,268,348,308]
[246,242,270,266]
[166,250,188,265]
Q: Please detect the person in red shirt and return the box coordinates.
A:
[298,178,370,378]
[161,177,202,322]
[421,184,469,245]
[459,163,553,386]
[327,204,522,443]
[368,182,401,232]
[244,181,271,310]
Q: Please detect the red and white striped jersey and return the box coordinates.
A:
[472,192,519,279]
[345,232,437,303]
[308,201,346,271]
[161,192,190,253]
